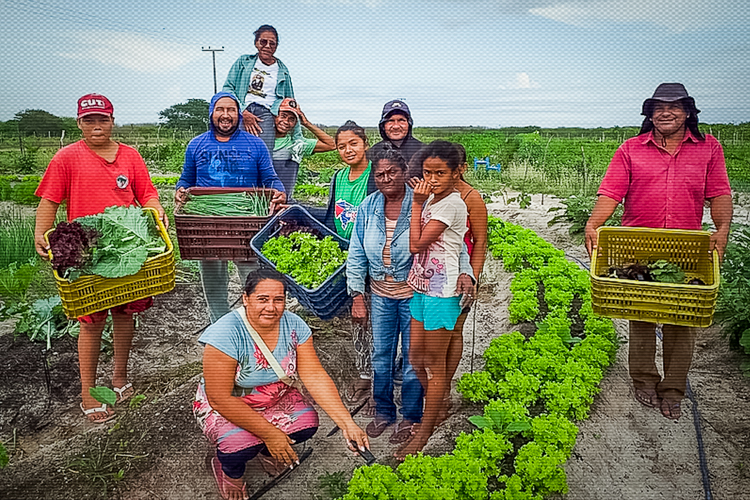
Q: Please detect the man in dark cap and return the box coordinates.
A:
[376,100,424,175]
[585,83,733,421]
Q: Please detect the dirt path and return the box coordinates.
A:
[1,194,749,499]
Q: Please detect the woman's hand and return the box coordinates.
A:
[412,179,432,205]
[265,427,299,467]
[242,109,263,135]
[351,294,368,325]
[342,420,370,455]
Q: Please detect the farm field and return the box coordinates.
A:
[1,126,750,499]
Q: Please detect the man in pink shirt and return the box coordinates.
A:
[585,83,733,421]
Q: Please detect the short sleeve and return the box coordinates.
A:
[283,311,312,345]
[598,145,631,203]
[430,195,465,230]
[198,312,245,361]
[704,136,732,199]
[36,150,70,204]
[301,138,317,158]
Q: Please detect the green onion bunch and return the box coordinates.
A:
[181,192,272,217]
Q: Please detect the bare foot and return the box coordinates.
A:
[436,398,453,426]
[394,429,430,461]
[224,475,247,500]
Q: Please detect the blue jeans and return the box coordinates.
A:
[247,103,275,155]
[370,293,423,423]
[200,260,258,323]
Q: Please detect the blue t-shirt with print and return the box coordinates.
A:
[176,129,284,191]
[198,309,312,389]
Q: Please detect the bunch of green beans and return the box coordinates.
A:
[181,192,272,217]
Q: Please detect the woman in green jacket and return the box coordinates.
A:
[222,25,301,153]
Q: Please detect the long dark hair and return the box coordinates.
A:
[335,120,368,146]
[416,140,462,172]
[639,99,704,140]
[243,268,287,295]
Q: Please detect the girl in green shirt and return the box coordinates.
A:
[322,120,377,239]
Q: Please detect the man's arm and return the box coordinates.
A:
[584,195,620,257]
[708,194,733,263]
[34,198,60,258]
[254,141,286,210]
[298,110,335,153]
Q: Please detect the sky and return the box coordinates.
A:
[1,0,748,128]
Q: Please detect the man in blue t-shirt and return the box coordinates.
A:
[175,92,286,323]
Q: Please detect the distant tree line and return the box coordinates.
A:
[0,99,210,137]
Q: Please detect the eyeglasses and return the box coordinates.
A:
[258,39,277,48]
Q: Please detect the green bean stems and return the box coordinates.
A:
[180,192,272,217]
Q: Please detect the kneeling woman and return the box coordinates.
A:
[194,269,368,500]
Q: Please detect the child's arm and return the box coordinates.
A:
[409,179,447,254]
[34,198,60,259]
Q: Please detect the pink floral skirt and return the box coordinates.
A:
[193,380,319,454]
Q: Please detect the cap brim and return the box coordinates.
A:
[78,111,113,118]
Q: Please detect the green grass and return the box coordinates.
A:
[0,207,37,270]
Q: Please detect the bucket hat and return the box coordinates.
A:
[641,83,699,116]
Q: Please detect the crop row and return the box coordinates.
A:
[339,216,618,499]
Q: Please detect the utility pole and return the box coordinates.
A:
[201,46,224,94]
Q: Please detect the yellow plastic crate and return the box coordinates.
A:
[590,226,720,328]
[45,207,176,319]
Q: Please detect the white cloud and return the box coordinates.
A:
[529,0,744,31]
[513,72,541,89]
[59,31,199,73]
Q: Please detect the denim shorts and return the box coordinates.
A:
[410,292,462,331]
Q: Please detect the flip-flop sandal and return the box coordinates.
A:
[344,380,371,406]
[257,453,290,478]
[113,383,134,405]
[660,398,681,421]
[634,388,661,409]
[389,420,417,445]
[80,402,116,424]
[366,417,393,438]
[208,453,249,500]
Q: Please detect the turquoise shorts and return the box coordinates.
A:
[410,292,463,331]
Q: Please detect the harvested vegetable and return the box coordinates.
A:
[648,259,686,283]
[181,192,272,217]
[49,206,165,281]
[601,260,697,284]
[261,231,347,289]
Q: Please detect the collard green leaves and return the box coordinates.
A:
[51,206,165,280]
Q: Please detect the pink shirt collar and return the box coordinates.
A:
[640,128,699,147]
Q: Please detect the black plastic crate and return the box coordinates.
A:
[250,205,351,320]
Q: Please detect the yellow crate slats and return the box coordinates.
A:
[45,207,176,318]
[590,227,720,328]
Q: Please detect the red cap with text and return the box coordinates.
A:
[77,94,114,118]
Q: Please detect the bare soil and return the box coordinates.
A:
[1,194,749,500]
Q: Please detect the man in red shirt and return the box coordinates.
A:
[34,94,166,424]
[585,83,733,421]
